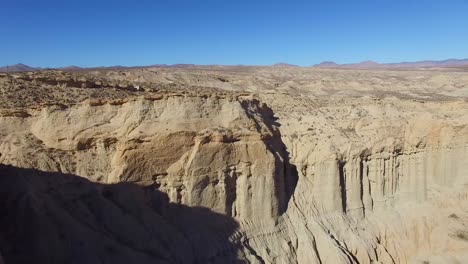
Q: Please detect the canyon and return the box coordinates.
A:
[0,66,467,264]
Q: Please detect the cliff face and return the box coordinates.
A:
[0,94,298,221]
[1,69,468,264]
[0,94,297,263]
[255,95,468,264]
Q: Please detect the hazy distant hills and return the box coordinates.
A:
[0,64,84,72]
[0,63,40,72]
[313,58,468,69]
[272,63,299,67]
[1,59,468,72]
[0,63,201,73]
[59,66,83,71]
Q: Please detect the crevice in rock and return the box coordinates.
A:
[242,240,266,264]
[338,160,347,213]
[359,158,365,217]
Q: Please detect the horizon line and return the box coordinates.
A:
[2,57,468,69]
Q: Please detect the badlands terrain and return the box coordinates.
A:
[0,65,468,264]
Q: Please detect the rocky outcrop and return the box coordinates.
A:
[13,71,145,91]
[248,94,468,264]
[0,95,297,225]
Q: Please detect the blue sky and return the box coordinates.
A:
[1,0,467,67]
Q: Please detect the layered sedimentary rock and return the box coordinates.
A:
[0,90,297,263]
[1,93,296,220]
[1,68,468,264]
[248,94,468,264]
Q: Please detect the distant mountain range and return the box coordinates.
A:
[0,63,41,72]
[272,63,299,67]
[313,58,468,69]
[1,59,468,72]
[0,63,203,72]
[0,63,84,72]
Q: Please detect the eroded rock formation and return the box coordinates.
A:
[1,67,467,263]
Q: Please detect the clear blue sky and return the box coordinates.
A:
[1,0,467,67]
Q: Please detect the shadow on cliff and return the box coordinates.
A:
[241,99,299,215]
[0,164,246,264]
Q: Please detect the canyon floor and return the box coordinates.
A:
[1,66,468,264]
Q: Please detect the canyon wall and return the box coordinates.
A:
[249,94,468,264]
[0,94,297,263]
[1,69,468,263]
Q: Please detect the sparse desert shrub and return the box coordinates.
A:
[453,231,468,242]
[449,213,459,219]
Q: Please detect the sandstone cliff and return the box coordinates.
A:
[0,68,467,263]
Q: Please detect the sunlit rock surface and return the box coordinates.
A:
[1,67,467,263]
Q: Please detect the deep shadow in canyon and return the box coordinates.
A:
[0,164,246,264]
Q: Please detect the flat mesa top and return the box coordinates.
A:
[0,66,467,109]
